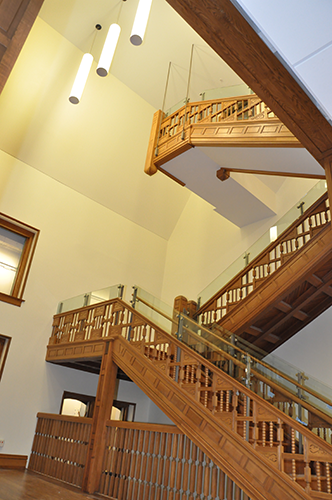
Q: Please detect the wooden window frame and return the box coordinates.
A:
[0,213,39,307]
[0,334,11,381]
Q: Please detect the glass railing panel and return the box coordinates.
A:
[165,98,187,118]
[130,287,332,424]
[178,313,332,421]
[198,180,327,305]
[134,286,174,335]
[57,284,123,314]
[201,84,254,101]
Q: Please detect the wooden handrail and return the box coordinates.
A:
[137,292,332,410]
[195,192,330,324]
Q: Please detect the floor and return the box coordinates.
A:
[0,470,104,500]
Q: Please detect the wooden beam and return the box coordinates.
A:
[224,167,325,180]
[165,0,332,166]
[0,0,45,95]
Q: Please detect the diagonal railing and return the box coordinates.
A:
[49,296,332,496]
[195,191,330,327]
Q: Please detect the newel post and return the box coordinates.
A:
[82,340,118,494]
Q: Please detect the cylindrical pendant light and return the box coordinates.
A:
[97,23,121,77]
[69,53,93,104]
[130,0,153,46]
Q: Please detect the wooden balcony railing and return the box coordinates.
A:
[98,421,249,500]
[28,413,92,487]
[47,297,332,497]
[145,94,301,176]
[195,192,330,327]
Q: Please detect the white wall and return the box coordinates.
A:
[117,380,174,425]
[0,153,168,455]
[161,178,317,305]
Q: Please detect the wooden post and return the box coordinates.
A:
[82,340,118,494]
[324,157,332,225]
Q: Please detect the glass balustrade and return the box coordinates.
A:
[134,285,332,425]
[57,284,123,314]
[198,180,327,305]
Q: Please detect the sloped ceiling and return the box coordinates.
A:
[0,0,325,237]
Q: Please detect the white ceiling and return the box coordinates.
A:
[233,0,332,121]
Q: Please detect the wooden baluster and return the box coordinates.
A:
[262,422,266,447]
[204,366,209,408]
[291,428,296,482]
[220,390,224,413]
[243,397,247,440]
[185,364,189,384]
[316,461,322,491]
[269,421,274,447]
[226,391,230,412]
[191,365,195,385]
[326,462,331,494]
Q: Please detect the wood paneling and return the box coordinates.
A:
[0,0,44,94]
[165,0,332,167]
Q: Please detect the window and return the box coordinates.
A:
[0,334,11,381]
[0,213,39,306]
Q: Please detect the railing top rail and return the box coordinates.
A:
[162,93,263,121]
[36,412,92,424]
[116,331,332,456]
[105,420,180,433]
[196,191,329,316]
[135,293,332,410]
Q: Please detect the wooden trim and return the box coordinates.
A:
[224,167,325,179]
[0,293,23,307]
[165,0,332,166]
[0,334,11,381]
[0,454,28,469]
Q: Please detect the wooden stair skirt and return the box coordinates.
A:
[219,223,332,352]
[112,336,312,500]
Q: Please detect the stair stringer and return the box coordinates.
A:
[112,335,312,500]
[220,222,332,348]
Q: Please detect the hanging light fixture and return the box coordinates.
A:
[69,24,102,104]
[97,23,121,77]
[69,53,94,104]
[130,0,153,46]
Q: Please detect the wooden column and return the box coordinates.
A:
[82,340,118,494]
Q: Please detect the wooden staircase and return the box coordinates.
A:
[195,192,332,352]
[47,297,332,500]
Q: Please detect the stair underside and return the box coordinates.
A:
[219,224,332,352]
